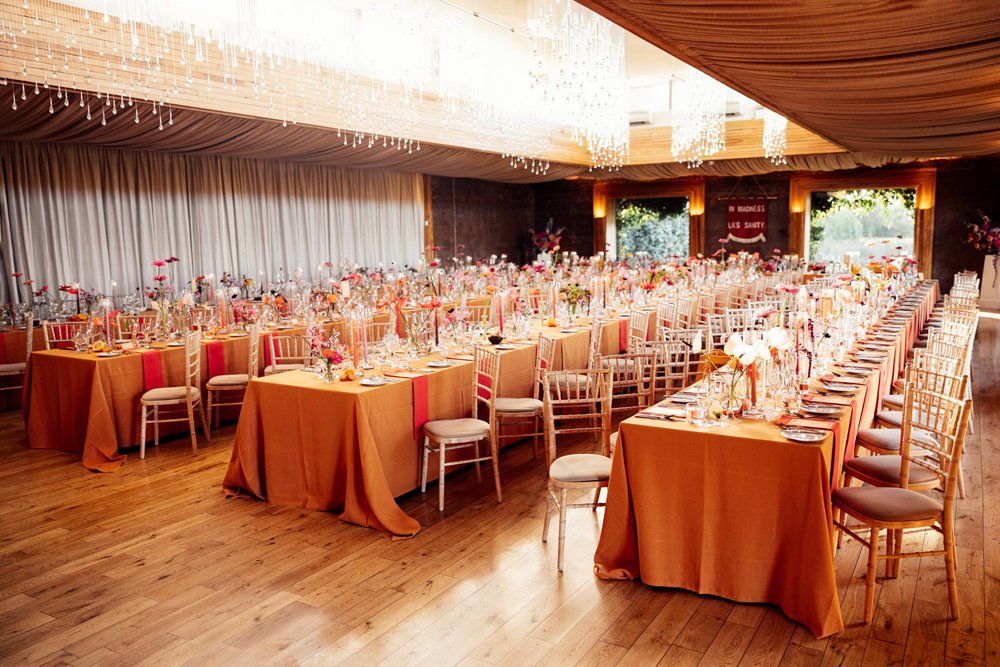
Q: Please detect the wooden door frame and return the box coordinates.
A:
[593,178,706,257]
[788,168,936,276]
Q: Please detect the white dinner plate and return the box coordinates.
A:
[229,332,249,338]
[822,382,857,393]
[780,429,827,443]
[800,404,843,416]
[96,351,121,357]
[841,366,873,375]
[495,344,515,350]
[167,341,185,347]
[426,360,452,368]
[853,352,885,361]
[359,377,387,386]
[669,394,697,404]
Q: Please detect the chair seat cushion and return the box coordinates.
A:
[600,357,635,371]
[264,363,305,375]
[856,427,937,453]
[882,393,904,408]
[875,410,903,427]
[833,486,942,523]
[0,362,26,373]
[141,385,200,402]
[844,455,939,487]
[207,373,251,387]
[546,372,591,390]
[549,453,612,483]
[423,418,490,440]
[494,397,543,413]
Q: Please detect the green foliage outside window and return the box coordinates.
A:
[809,189,916,262]
[616,198,690,259]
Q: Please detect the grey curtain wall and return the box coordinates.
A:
[0,140,424,301]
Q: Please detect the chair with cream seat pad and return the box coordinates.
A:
[139,331,210,458]
[206,326,261,428]
[541,367,612,572]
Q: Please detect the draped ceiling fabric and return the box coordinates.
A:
[0,139,424,302]
[0,89,584,185]
[578,0,1000,159]
[0,80,938,186]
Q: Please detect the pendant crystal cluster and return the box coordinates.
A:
[0,0,631,174]
[762,108,789,165]
[670,67,728,169]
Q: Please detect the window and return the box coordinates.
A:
[613,197,690,260]
[808,188,916,266]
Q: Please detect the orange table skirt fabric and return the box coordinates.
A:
[594,416,844,638]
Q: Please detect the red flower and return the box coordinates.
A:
[153,274,168,282]
[11,272,22,278]
[152,259,166,267]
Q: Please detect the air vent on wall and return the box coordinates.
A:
[629,110,653,126]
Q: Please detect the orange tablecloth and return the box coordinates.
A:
[24,335,255,472]
[222,341,549,538]
[595,413,845,638]
[223,370,421,537]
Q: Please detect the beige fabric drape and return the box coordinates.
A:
[0,83,943,188]
[578,0,1000,158]
[0,139,424,301]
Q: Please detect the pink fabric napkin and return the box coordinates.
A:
[137,349,164,391]
[205,340,226,378]
[385,371,429,439]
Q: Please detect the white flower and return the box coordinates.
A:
[764,327,792,351]
[180,292,194,307]
[691,330,703,354]
[724,333,757,366]
[723,333,744,356]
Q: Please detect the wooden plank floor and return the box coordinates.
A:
[1,316,997,666]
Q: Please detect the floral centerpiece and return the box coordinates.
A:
[529,220,564,256]
[965,210,1000,285]
[146,258,176,337]
[307,323,344,382]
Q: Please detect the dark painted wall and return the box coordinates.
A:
[433,158,999,294]
[532,179,595,258]
[932,157,1000,294]
[430,176,535,264]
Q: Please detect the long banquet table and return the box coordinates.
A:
[220,320,622,537]
[593,279,938,638]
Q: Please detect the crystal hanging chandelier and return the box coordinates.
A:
[762,109,789,165]
[0,0,630,175]
[670,68,728,168]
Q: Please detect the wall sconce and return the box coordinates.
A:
[593,193,607,218]
[689,204,704,216]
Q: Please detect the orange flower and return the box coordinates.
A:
[327,293,338,303]
[321,348,335,359]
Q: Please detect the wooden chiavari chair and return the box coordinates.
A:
[0,312,33,393]
[206,326,261,428]
[833,388,972,623]
[43,319,90,349]
[420,348,496,512]
[541,367,612,571]
[139,331,210,457]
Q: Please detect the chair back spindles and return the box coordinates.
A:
[542,367,612,468]
[247,326,262,379]
[185,331,202,391]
